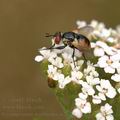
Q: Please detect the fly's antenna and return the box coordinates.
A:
[45,33,54,37]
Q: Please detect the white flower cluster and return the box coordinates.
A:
[35,20,120,119]
[96,103,114,120]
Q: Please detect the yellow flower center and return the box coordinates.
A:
[106,59,113,65]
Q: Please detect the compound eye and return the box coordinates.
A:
[55,35,61,44]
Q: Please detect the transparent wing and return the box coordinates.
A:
[84,48,94,59]
[78,26,94,36]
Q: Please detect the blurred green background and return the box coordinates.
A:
[0,0,120,120]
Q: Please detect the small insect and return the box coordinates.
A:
[44,26,94,66]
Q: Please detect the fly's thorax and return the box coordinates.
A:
[71,38,79,47]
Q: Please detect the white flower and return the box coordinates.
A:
[70,60,84,71]
[48,57,64,68]
[90,20,98,28]
[75,98,91,114]
[104,47,117,56]
[35,55,44,62]
[95,41,116,56]
[84,62,97,76]
[92,95,102,104]
[72,91,90,119]
[90,70,99,78]
[117,88,120,93]
[92,41,105,57]
[100,28,111,38]
[35,48,57,62]
[97,22,105,31]
[77,60,84,66]
[111,74,120,82]
[71,70,83,84]
[47,65,58,79]
[78,92,88,100]
[62,52,73,65]
[58,75,71,89]
[39,49,57,59]
[94,47,105,57]
[85,62,94,72]
[96,79,117,100]
[72,108,83,119]
[110,52,120,61]
[86,76,100,86]
[107,37,115,43]
[76,20,87,28]
[90,20,105,32]
[91,22,105,38]
[97,41,116,55]
[70,63,80,71]
[84,62,99,80]
[81,82,95,96]
[96,103,114,120]
[117,68,120,74]
[97,55,120,73]
[52,73,70,88]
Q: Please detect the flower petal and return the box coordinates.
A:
[98,92,106,101]
[104,103,113,114]
[104,66,115,74]
[81,102,91,114]
[94,47,105,57]
[97,56,108,68]
[111,61,120,69]
[106,115,114,120]
[78,92,88,100]
[111,74,120,82]
[72,108,83,119]
[106,87,116,99]
[96,113,105,120]
[35,55,44,62]
[92,95,102,104]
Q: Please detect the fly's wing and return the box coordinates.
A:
[78,44,94,60]
[78,26,94,59]
[84,48,94,60]
[72,26,94,59]
[72,38,94,59]
[78,26,94,37]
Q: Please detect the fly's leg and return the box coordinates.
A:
[72,48,76,67]
[82,52,87,62]
[41,45,67,50]
[49,45,67,50]
[47,43,55,49]
[39,43,55,51]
